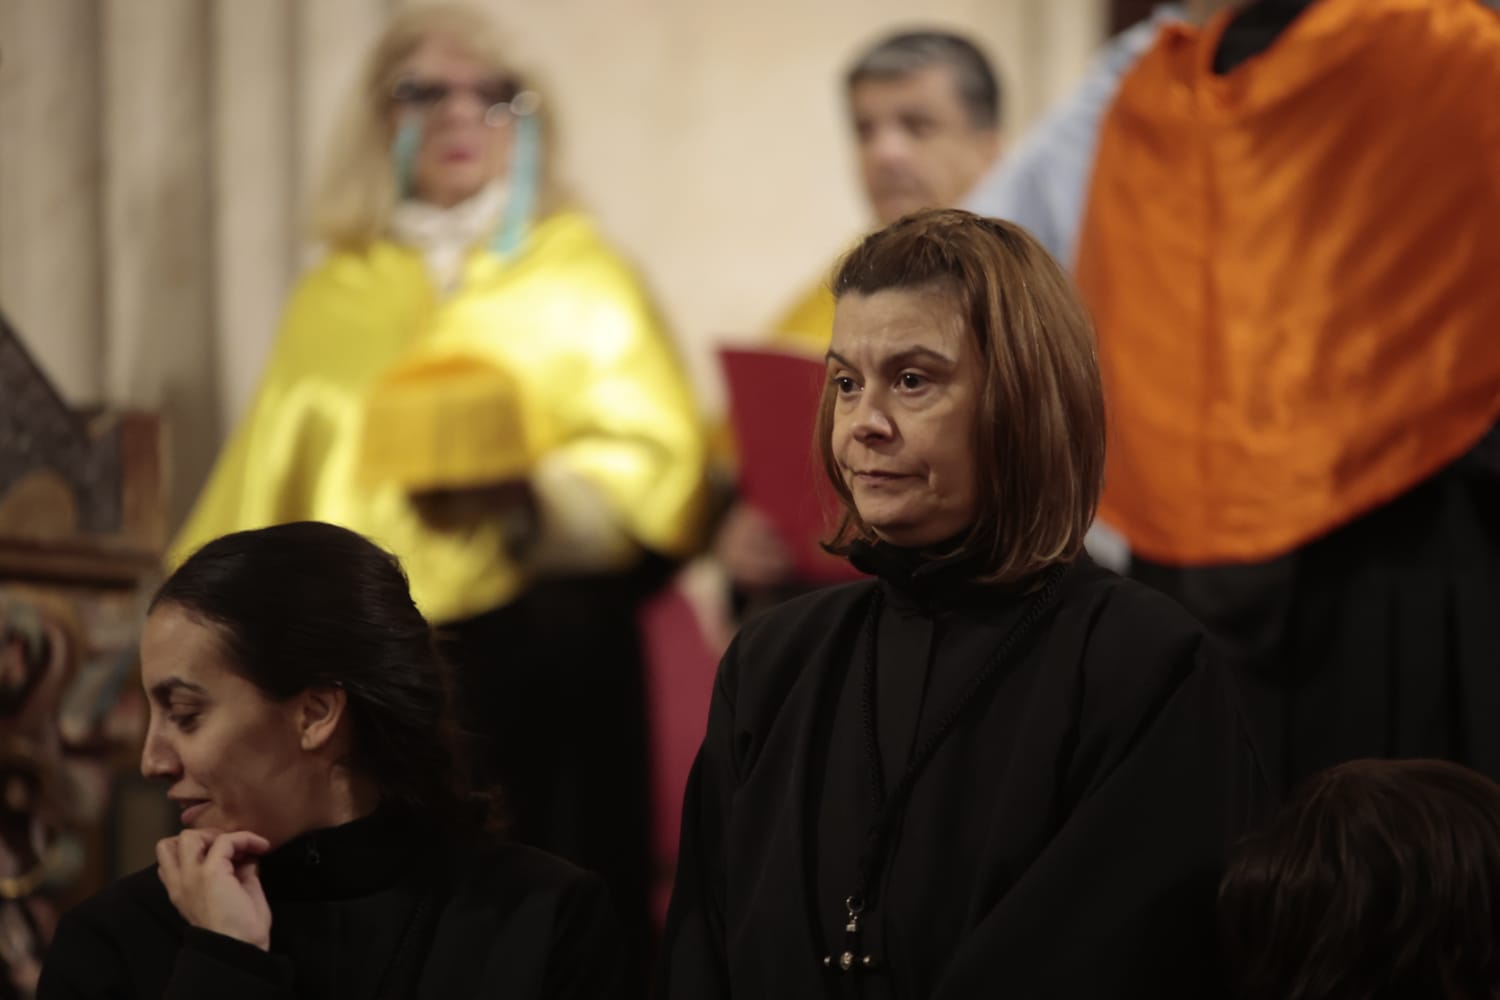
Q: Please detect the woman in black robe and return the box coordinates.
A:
[657,209,1269,999]
[37,522,623,999]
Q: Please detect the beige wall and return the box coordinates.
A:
[501,0,1107,397]
[0,0,1105,528]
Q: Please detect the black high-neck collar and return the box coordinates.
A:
[848,537,1075,618]
[257,806,437,901]
[847,537,996,613]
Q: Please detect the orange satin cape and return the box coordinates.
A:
[1076,0,1500,565]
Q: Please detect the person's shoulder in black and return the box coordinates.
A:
[1052,555,1268,783]
[40,866,188,1000]
[1061,555,1227,693]
[43,862,316,1000]
[720,578,876,709]
[436,840,626,999]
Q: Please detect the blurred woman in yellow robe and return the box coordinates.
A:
[170,6,707,990]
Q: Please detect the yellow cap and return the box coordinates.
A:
[359,352,533,491]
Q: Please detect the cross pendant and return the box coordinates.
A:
[822,895,876,974]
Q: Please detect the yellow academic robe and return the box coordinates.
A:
[769,281,836,358]
[171,209,708,623]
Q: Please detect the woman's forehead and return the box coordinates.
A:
[139,605,231,690]
[830,288,969,359]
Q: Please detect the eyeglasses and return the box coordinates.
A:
[390,76,541,126]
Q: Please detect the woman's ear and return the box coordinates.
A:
[296,685,349,752]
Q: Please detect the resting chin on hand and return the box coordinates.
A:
[156,829,273,951]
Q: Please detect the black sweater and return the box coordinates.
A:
[38,809,624,999]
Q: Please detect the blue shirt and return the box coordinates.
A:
[964,6,1185,270]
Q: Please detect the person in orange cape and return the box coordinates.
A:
[1076,0,1500,791]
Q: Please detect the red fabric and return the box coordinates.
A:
[720,348,863,583]
[638,581,720,929]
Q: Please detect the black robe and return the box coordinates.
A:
[440,555,675,998]
[657,547,1269,1000]
[37,809,624,999]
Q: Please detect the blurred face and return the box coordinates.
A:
[828,287,982,547]
[138,604,330,848]
[391,34,515,208]
[850,66,1000,225]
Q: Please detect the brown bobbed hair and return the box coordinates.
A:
[1218,758,1500,1000]
[817,208,1105,584]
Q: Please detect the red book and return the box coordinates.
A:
[719,347,865,583]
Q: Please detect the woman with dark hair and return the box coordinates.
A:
[657,209,1269,999]
[1219,758,1500,1000]
[37,522,623,999]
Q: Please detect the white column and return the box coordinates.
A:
[0,0,104,405]
[211,0,297,428]
[292,0,391,238]
[1031,0,1109,115]
[100,0,217,526]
